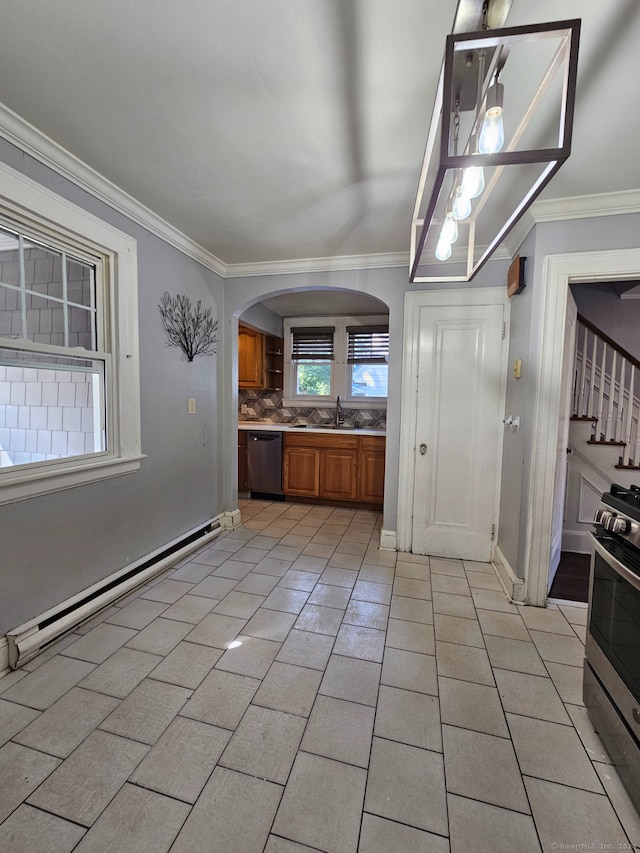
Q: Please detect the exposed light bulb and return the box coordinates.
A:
[453,188,472,221]
[461,165,484,199]
[440,212,458,245]
[435,237,452,261]
[479,82,504,154]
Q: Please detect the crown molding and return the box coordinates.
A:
[2,102,639,282]
[0,102,227,277]
[502,190,640,259]
[530,189,640,223]
[223,251,409,278]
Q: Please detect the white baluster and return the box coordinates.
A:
[616,358,627,443]
[596,340,607,440]
[605,350,617,442]
[622,364,635,466]
[578,326,588,417]
[587,330,597,418]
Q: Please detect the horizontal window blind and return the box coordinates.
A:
[347,325,389,363]
[291,327,335,360]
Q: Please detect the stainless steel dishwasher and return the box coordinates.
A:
[247,431,284,498]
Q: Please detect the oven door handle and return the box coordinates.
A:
[592,535,640,592]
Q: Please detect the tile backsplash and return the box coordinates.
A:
[239,389,386,430]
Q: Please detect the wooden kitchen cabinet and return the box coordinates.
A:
[358,435,386,503]
[238,325,263,388]
[283,446,319,496]
[284,431,384,506]
[319,448,358,501]
[238,325,284,390]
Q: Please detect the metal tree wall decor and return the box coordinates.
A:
[158,292,218,362]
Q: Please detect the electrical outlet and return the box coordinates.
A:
[188,398,196,414]
[241,403,248,414]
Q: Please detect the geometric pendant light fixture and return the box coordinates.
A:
[410,10,580,282]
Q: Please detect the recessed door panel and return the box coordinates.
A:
[412,303,504,560]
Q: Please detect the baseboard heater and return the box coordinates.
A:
[6,517,223,670]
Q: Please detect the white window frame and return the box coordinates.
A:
[283,315,388,409]
[0,162,142,505]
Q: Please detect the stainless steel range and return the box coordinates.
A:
[585,483,640,814]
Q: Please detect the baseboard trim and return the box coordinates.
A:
[493,545,527,603]
[380,529,397,551]
[4,515,224,671]
[0,638,8,679]
[221,509,242,530]
[561,531,594,554]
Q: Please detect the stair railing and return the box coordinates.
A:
[573,315,640,468]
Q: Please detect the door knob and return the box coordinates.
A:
[419,443,427,456]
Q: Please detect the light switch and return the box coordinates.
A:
[513,359,522,379]
[188,398,196,414]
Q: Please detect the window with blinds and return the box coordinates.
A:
[346,326,389,364]
[348,325,389,398]
[290,327,335,361]
[283,316,389,404]
[290,326,335,396]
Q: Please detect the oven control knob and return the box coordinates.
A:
[594,508,611,526]
[610,516,631,535]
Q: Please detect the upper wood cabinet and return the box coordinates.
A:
[238,325,284,390]
[238,325,263,388]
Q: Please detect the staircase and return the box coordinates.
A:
[563,315,640,554]
[571,314,640,471]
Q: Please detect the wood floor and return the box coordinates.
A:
[549,551,591,603]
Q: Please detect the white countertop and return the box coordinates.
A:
[238,422,385,437]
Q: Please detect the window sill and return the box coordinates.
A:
[0,454,146,506]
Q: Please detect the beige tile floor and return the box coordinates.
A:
[1,499,639,852]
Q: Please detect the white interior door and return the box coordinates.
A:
[411,302,505,561]
[548,289,578,590]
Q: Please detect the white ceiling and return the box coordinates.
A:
[0,0,638,272]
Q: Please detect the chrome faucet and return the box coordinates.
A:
[335,395,344,427]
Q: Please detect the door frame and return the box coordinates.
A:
[397,287,510,554]
[526,248,640,606]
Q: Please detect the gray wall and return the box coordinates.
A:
[0,140,225,634]
[497,211,640,586]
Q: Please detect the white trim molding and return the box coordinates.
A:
[526,248,640,606]
[0,637,8,679]
[0,102,226,277]
[0,161,143,504]
[380,529,397,551]
[221,509,242,529]
[492,545,527,603]
[4,101,639,282]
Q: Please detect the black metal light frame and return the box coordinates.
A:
[410,18,580,282]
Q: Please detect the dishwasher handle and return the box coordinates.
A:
[248,432,282,441]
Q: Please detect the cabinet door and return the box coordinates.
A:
[319,449,358,501]
[359,450,385,503]
[238,326,263,388]
[284,447,319,496]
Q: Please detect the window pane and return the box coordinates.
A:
[0,230,96,348]
[351,363,388,397]
[0,347,106,468]
[296,360,331,396]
